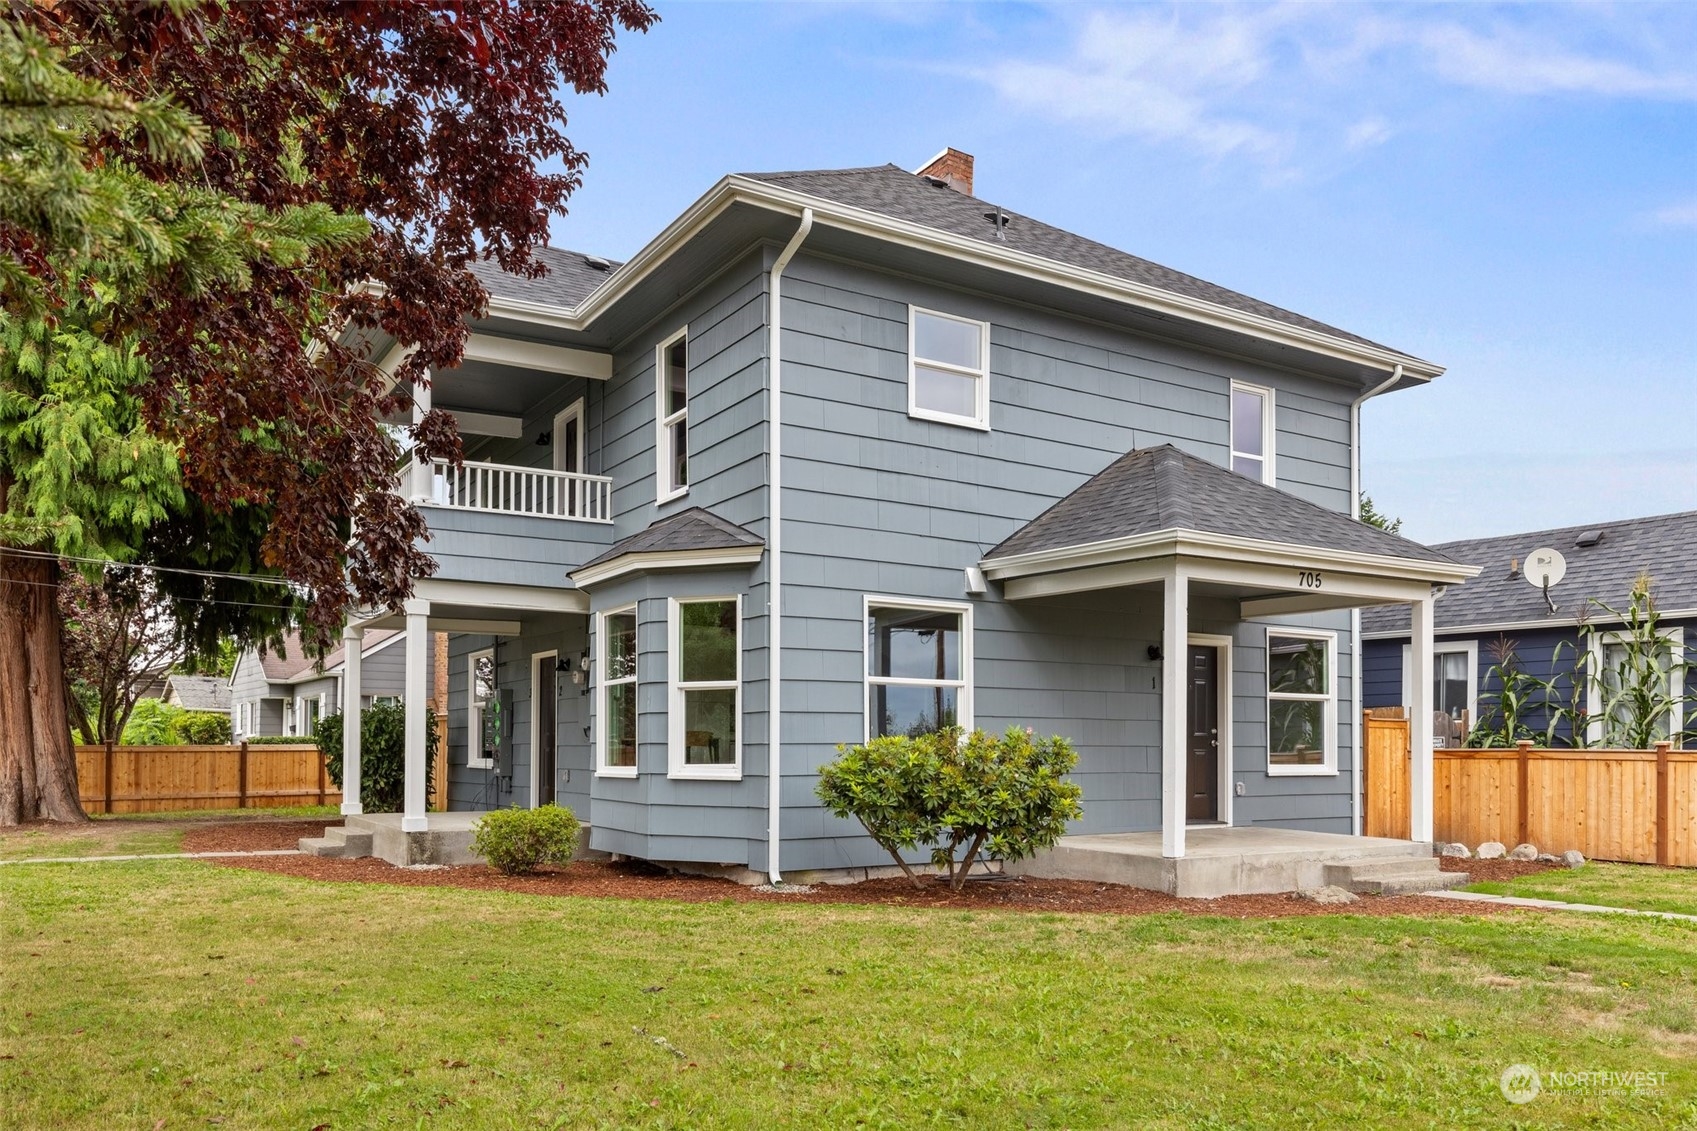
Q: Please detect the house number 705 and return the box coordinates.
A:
[1296,570,1323,589]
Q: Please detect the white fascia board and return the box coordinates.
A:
[1359,607,1697,641]
[447,409,524,438]
[461,333,612,380]
[981,527,1480,587]
[478,176,1441,382]
[569,546,764,589]
[409,577,589,616]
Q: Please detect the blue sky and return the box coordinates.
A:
[550,1,1695,544]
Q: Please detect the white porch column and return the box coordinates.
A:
[1408,592,1436,843]
[1161,565,1190,859]
[402,597,430,831]
[340,625,364,816]
[409,367,432,503]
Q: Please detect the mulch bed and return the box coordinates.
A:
[1439,855,1561,883]
[182,820,341,854]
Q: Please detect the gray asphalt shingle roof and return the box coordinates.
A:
[166,675,231,713]
[1361,510,1697,635]
[470,244,621,307]
[576,507,763,575]
[741,164,1404,355]
[985,444,1455,566]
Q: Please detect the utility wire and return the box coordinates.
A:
[0,545,305,589]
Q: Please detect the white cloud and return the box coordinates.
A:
[1647,198,1697,229]
[1418,23,1697,100]
[1345,116,1393,150]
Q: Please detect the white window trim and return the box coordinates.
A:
[467,647,495,769]
[1229,380,1276,485]
[667,595,743,780]
[907,306,991,431]
[552,397,585,474]
[1402,639,1479,738]
[1586,626,1684,746]
[1266,627,1337,776]
[529,649,558,807]
[596,605,639,778]
[1189,632,1235,828]
[655,327,689,504]
[862,595,975,743]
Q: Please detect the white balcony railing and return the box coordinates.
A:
[425,459,613,523]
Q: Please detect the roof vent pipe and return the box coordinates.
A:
[765,207,814,886]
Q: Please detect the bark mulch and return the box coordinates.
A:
[1439,855,1561,883]
[200,836,1537,921]
[182,820,342,854]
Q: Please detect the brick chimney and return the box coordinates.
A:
[916,147,974,195]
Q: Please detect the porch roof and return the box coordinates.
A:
[570,507,764,588]
[981,445,1478,611]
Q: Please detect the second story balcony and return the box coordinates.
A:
[427,458,612,523]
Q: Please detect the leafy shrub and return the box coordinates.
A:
[177,710,232,744]
[472,804,581,875]
[120,698,177,744]
[817,727,1083,891]
[246,735,321,745]
[316,703,436,812]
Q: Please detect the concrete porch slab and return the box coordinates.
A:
[341,813,607,868]
[1007,826,1434,898]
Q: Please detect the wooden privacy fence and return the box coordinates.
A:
[76,743,337,814]
[1363,711,1697,866]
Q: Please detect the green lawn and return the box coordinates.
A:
[0,825,182,862]
[3,863,1695,1128]
[1466,862,1697,918]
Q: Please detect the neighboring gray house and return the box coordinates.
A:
[230,629,424,739]
[1364,511,1696,747]
[163,675,231,714]
[327,148,1476,880]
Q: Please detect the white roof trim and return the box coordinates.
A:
[570,545,764,589]
[981,527,1480,587]
[1362,607,1697,640]
[481,176,1441,381]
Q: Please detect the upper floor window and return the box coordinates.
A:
[865,599,972,740]
[1229,381,1274,484]
[656,329,688,501]
[669,597,741,778]
[909,307,990,430]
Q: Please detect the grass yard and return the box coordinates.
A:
[3,862,1695,1128]
[0,825,183,862]
[1466,861,1697,918]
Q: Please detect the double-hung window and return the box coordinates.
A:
[1267,630,1335,773]
[1403,641,1478,746]
[656,329,689,501]
[669,598,741,778]
[1588,628,1685,745]
[599,607,638,774]
[467,648,496,768]
[908,307,990,430]
[1230,381,1274,483]
[865,600,972,739]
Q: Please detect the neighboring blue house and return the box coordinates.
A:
[321,148,1477,882]
[1363,511,1696,748]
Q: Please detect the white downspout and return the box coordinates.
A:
[766,208,814,884]
[1349,362,1402,836]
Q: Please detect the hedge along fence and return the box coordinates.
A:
[74,743,339,814]
[1363,712,1696,866]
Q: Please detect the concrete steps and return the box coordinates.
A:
[1323,856,1469,896]
[299,825,374,859]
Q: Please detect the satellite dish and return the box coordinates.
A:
[1524,547,1567,589]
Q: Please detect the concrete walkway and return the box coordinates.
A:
[1424,890,1697,923]
[0,849,301,866]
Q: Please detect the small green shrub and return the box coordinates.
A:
[817,726,1083,891]
[245,735,320,745]
[120,698,177,745]
[473,804,582,875]
[177,710,232,744]
[316,704,436,812]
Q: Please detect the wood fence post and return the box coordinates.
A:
[1656,741,1672,867]
[103,741,114,815]
[317,745,327,805]
[1516,740,1532,847]
[238,741,249,809]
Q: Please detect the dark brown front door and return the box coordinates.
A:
[535,656,557,806]
[1187,645,1219,822]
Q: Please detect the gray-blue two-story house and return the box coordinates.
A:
[322,149,1478,888]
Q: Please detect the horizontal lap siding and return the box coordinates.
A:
[776,257,1362,871]
[585,253,774,867]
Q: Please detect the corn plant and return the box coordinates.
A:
[1466,635,1567,748]
[1573,575,1690,749]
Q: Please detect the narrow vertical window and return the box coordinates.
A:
[669,598,741,777]
[909,307,990,429]
[865,601,972,739]
[599,608,638,773]
[656,330,688,500]
[1230,382,1274,483]
[1267,631,1334,773]
[468,648,496,768]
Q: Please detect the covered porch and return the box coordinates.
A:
[981,445,1482,878]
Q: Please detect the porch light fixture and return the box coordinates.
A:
[536,431,551,446]
[1147,645,1163,662]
